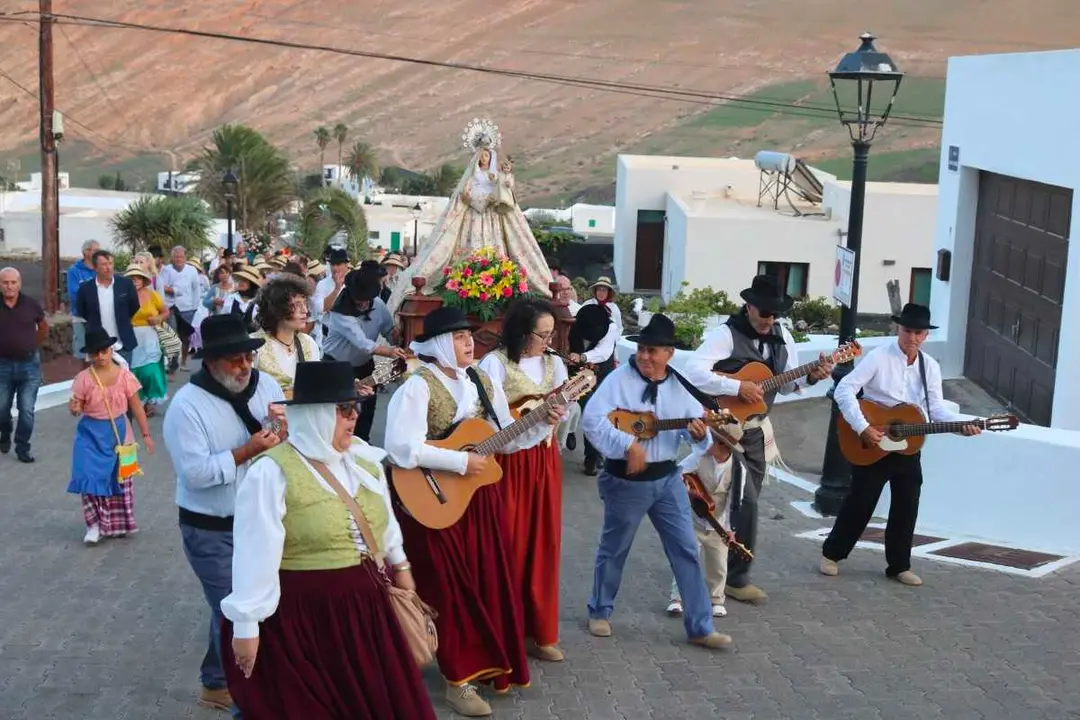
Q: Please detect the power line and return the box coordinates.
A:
[26,11,942,126]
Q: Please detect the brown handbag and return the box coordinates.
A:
[304,455,439,668]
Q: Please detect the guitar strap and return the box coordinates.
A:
[466,367,503,429]
[668,366,720,412]
[917,351,931,421]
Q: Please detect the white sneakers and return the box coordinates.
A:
[83,525,101,545]
[666,599,727,617]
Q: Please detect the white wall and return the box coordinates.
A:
[571,203,615,236]
[931,48,1080,430]
[0,211,120,257]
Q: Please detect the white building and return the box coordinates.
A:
[613,155,938,315]
[362,194,450,256]
[16,172,70,192]
[156,171,199,194]
[323,165,376,200]
[524,203,615,243]
[0,187,144,257]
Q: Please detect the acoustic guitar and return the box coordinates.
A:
[837,398,1019,466]
[356,357,410,391]
[713,340,862,423]
[681,472,753,562]
[607,408,737,441]
[392,370,597,529]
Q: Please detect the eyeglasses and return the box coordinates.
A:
[220,352,256,367]
[336,401,361,418]
[531,331,554,342]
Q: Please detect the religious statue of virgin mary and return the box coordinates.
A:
[385,118,554,314]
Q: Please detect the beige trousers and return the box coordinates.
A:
[670,487,730,603]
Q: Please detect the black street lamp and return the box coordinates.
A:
[223,168,238,254]
[411,202,422,257]
[814,32,904,516]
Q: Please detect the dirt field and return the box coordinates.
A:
[0,1,1078,199]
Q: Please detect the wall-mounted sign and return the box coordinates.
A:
[833,245,856,308]
[948,146,960,172]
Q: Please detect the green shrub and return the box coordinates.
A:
[571,276,589,301]
[112,251,132,272]
[673,314,706,351]
[665,282,739,317]
[790,296,840,328]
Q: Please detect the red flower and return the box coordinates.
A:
[517,281,528,293]
[480,258,490,267]
[479,291,489,302]
[463,267,473,277]
[502,286,513,298]
[442,266,451,275]
[458,289,468,298]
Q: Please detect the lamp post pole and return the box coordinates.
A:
[813,32,903,516]
[222,168,238,256]
[226,198,235,255]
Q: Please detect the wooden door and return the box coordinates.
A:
[964,172,1071,426]
[634,210,664,291]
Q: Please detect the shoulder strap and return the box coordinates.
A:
[89,367,124,446]
[295,332,306,363]
[917,351,931,420]
[303,454,387,566]
[667,365,720,411]
[466,366,502,429]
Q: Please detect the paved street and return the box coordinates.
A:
[2,385,1080,720]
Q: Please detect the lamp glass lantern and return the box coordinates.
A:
[828,32,904,144]
[222,168,239,200]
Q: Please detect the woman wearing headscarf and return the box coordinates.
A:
[384,306,564,718]
[566,302,619,475]
[477,298,568,663]
[220,360,436,720]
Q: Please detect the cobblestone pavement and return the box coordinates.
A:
[3,387,1080,720]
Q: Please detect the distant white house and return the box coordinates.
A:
[362,194,451,256]
[156,171,200,194]
[323,165,377,200]
[613,154,938,315]
[523,203,615,244]
[16,172,70,192]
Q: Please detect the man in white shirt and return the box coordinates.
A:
[310,248,350,347]
[683,275,832,605]
[820,304,980,587]
[159,245,202,371]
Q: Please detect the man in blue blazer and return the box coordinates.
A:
[73,249,141,366]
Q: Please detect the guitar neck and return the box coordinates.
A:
[892,418,987,437]
[475,390,565,455]
[648,417,700,431]
[761,359,821,392]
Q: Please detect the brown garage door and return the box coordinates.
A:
[964,172,1071,426]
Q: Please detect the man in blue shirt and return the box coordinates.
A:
[66,239,99,363]
[582,314,733,650]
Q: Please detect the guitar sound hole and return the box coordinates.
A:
[632,421,645,433]
[886,422,903,440]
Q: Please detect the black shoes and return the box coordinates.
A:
[566,433,577,451]
[16,451,33,463]
[0,433,9,454]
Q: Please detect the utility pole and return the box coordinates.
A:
[39,0,60,313]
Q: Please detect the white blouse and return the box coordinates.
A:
[384,362,554,475]
[253,333,322,380]
[220,440,405,640]
[478,352,571,445]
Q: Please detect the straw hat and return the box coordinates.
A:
[307,260,327,277]
[234,267,264,287]
[124,266,153,283]
[589,276,616,292]
[382,254,407,270]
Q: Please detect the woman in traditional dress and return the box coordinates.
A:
[580,276,624,338]
[220,361,436,720]
[252,275,321,398]
[477,299,568,663]
[567,302,619,476]
[384,306,564,717]
[225,266,263,331]
[123,267,170,416]
[385,119,553,314]
[66,327,154,545]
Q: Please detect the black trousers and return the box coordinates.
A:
[726,426,767,588]
[822,452,924,576]
[326,356,377,443]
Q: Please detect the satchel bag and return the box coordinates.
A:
[89,368,142,483]
[304,455,439,668]
[155,321,182,360]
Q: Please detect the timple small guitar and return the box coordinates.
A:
[607,408,737,441]
[682,472,753,561]
[356,357,410,391]
[713,340,862,423]
[392,370,597,529]
[837,399,1019,466]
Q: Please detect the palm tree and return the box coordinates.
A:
[194,124,295,234]
[294,187,368,260]
[314,126,331,185]
[345,141,379,189]
[333,123,348,185]
[110,194,214,256]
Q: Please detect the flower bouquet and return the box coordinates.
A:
[437,246,531,321]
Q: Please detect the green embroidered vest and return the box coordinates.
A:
[260,443,389,571]
[252,330,320,397]
[414,366,495,439]
[489,349,555,404]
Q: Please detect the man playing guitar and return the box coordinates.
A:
[683,275,833,605]
[820,304,980,587]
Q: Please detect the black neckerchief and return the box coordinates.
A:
[728,307,784,354]
[190,368,264,434]
[332,288,373,321]
[629,356,670,404]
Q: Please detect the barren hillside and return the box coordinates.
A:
[0,1,1077,200]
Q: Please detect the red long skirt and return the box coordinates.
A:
[397,482,530,691]
[496,439,563,647]
[222,562,437,720]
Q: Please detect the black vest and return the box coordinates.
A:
[712,317,789,410]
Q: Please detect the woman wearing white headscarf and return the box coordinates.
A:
[220,360,436,720]
[384,306,563,718]
[385,120,553,314]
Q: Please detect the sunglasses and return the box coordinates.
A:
[336,401,361,418]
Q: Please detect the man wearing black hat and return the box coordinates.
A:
[162,313,287,714]
[310,248,351,345]
[323,268,408,442]
[581,314,733,651]
[683,275,834,605]
[820,303,980,587]
[359,259,393,304]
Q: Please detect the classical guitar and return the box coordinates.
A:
[607,408,737,441]
[392,370,597,529]
[713,340,862,423]
[356,357,410,391]
[837,399,1019,466]
[681,472,753,562]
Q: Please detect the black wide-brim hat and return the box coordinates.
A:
[740,274,794,314]
[281,361,360,405]
[627,313,678,347]
[415,306,476,343]
[571,303,612,345]
[327,248,350,266]
[345,269,382,302]
[891,302,938,330]
[360,259,388,277]
[81,327,117,355]
[200,313,265,359]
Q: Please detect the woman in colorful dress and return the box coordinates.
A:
[66,327,155,545]
[220,361,436,719]
[477,298,567,663]
[252,275,321,398]
[384,306,564,717]
[123,267,170,417]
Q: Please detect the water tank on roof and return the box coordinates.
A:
[754,151,796,175]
